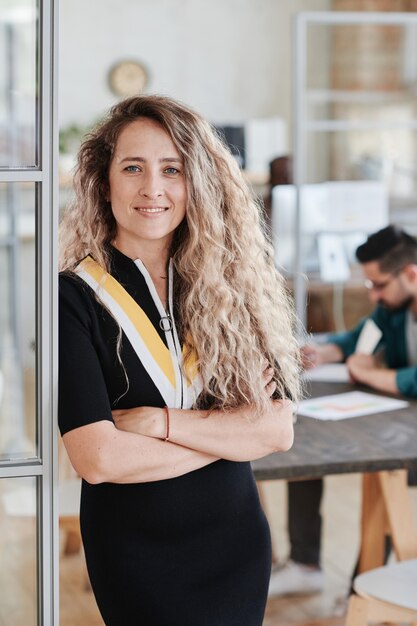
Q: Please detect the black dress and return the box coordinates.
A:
[58,246,271,626]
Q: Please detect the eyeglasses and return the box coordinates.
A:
[364,271,400,292]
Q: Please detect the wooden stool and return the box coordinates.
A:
[358,470,417,573]
[345,559,417,626]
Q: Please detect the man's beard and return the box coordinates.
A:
[380,296,413,312]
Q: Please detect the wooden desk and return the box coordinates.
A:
[253,381,417,572]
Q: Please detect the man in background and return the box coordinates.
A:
[269,224,417,597]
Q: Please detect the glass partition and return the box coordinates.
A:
[0,476,37,626]
[0,182,36,460]
[0,0,39,168]
[0,0,58,623]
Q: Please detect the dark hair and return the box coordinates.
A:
[356,225,417,273]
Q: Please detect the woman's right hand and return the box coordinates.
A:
[262,368,295,431]
[266,398,294,452]
[263,366,277,397]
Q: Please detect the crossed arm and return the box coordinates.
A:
[62,373,294,486]
[62,422,219,485]
[60,281,294,486]
[112,399,294,461]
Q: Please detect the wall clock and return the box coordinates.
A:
[108,60,148,97]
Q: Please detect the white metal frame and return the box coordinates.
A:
[293,11,417,328]
[0,0,59,623]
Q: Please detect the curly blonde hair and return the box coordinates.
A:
[60,95,301,412]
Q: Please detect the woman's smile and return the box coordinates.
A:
[133,205,169,215]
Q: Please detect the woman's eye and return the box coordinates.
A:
[164,167,180,175]
[125,165,140,172]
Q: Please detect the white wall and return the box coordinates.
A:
[59,0,330,146]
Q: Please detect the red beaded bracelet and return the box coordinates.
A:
[163,405,170,442]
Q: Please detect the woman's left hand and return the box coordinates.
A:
[112,406,165,439]
[263,366,277,397]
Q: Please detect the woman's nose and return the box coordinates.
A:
[139,172,163,198]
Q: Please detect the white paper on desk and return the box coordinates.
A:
[302,363,350,383]
[297,391,409,421]
[355,319,382,355]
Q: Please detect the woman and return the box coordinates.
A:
[59,95,300,626]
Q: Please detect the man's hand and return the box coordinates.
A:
[346,353,378,384]
[346,353,398,395]
[300,343,344,370]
